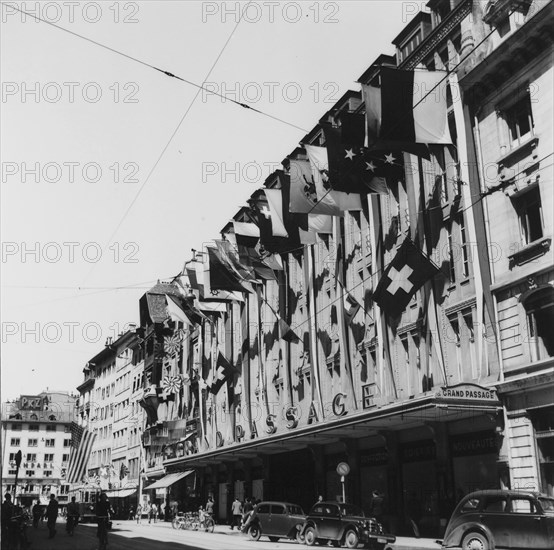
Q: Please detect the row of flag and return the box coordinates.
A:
[158,68,447,397]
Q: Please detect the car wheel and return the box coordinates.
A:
[268,536,279,542]
[461,531,489,550]
[249,524,262,541]
[304,526,317,546]
[344,529,359,549]
[295,528,305,543]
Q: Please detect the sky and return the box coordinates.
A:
[1,0,424,401]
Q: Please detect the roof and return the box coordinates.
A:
[465,489,545,498]
[140,281,183,325]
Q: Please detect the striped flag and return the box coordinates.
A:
[66,422,96,484]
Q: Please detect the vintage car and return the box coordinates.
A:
[243,501,306,542]
[442,489,554,550]
[300,501,395,549]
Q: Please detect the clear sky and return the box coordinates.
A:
[1,0,424,400]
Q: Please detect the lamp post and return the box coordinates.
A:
[13,450,22,503]
[336,462,350,504]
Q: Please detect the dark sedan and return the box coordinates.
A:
[243,501,306,542]
[300,501,395,549]
[442,489,554,550]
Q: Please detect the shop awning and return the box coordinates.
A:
[105,489,136,498]
[144,470,193,490]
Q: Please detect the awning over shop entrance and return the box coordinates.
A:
[144,470,193,490]
[105,489,136,498]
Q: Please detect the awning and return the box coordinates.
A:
[144,470,193,490]
[105,489,136,498]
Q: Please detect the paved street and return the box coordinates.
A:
[22,519,442,550]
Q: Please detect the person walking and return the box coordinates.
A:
[1,493,15,543]
[205,496,214,516]
[241,497,253,529]
[149,502,157,524]
[46,493,59,539]
[230,497,242,530]
[32,500,42,529]
[136,503,143,524]
[95,493,113,550]
[66,496,79,535]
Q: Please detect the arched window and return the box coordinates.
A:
[30,414,38,420]
[48,415,56,421]
[522,285,554,361]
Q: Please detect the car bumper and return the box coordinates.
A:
[360,530,396,544]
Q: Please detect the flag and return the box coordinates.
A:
[344,292,362,325]
[323,113,402,194]
[215,240,256,283]
[165,295,190,325]
[233,222,278,281]
[379,68,452,144]
[207,246,247,293]
[207,352,235,395]
[263,189,288,236]
[373,238,441,318]
[308,214,333,234]
[289,158,341,215]
[362,84,431,158]
[305,145,362,211]
[66,422,97,484]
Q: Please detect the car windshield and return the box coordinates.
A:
[288,505,304,515]
[539,497,554,514]
[340,504,364,517]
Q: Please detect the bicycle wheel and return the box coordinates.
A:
[204,518,214,533]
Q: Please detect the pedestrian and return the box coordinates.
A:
[66,496,79,535]
[149,502,157,524]
[241,497,253,529]
[46,493,59,539]
[1,493,15,542]
[95,493,113,549]
[205,496,214,516]
[136,503,142,524]
[164,503,170,522]
[315,495,324,506]
[32,500,42,529]
[128,506,135,521]
[230,497,242,530]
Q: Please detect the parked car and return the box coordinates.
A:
[442,489,554,550]
[300,501,395,549]
[243,501,306,542]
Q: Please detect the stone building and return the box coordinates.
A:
[1,391,77,508]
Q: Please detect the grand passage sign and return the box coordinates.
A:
[435,383,499,402]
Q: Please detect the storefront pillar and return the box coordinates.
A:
[381,431,401,534]
[308,444,325,500]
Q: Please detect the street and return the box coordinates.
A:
[22,519,441,550]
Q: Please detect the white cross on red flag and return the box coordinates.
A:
[373,238,440,318]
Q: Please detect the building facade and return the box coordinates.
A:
[74,329,145,516]
[1,391,77,508]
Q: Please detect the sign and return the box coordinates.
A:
[360,448,388,467]
[435,383,498,402]
[336,462,350,476]
[400,440,436,462]
[19,396,46,411]
[362,384,376,409]
[450,431,497,457]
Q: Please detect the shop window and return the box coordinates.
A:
[511,186,543,245]
[523,286,554,360]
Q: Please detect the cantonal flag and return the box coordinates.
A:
[379,68,452,144]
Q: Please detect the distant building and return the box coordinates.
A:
[1,391,77,507]
[74,329,145,516]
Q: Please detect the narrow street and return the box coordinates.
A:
[23,520,440,550]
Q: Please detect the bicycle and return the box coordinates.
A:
[172,512,186,529]
[97,516,109,550]
[199,511,214,533]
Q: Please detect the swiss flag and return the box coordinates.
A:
[373,238,440,318]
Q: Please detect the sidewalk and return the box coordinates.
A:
[124,519,442,549]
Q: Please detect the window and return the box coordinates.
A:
[44,471,53,477]
[447,225,456,284]
[25,471,35,477]
[28,439,38,447]
[512,186,543,245]
[459,215,469,278]
[10,438,20,447]
[271,504,286,515]
[46,425,56,432]
[26,453,37,462]
[45,439,55,447]
[29,424,39,431]
[62,454,69,462]
[399,29,422,62]
[11,424,21,431]
[8,470,17,476]
[63,439,71,447]
[510,497,536,513]
[257,504,270,514]
[523,287,554,360]
[506,96,534,148]
[483,495,507,512]
[461,497,480,512]
[44,453,54,462]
